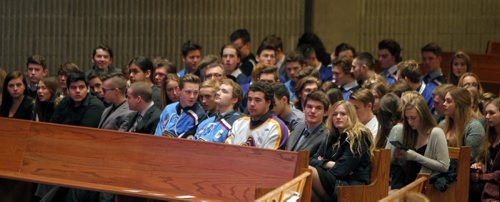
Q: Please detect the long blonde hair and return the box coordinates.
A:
[443,87,473,147]
[464,86,483,120]
[330,101,374,156]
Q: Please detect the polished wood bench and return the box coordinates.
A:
[337,149,391,202]
[0,118,311,201]
[418,146,471,202]
[379,175,429,202]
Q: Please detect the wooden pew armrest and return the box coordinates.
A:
[255,171,312,202]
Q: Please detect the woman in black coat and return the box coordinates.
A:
[0,71,33,120]
[309,100,374,202]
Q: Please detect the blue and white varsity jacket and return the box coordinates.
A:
[194,111,242,143]
[154,101,207,138]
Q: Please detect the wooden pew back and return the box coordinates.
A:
[0,118,310,201]
[420,146,471,202]
[337,149,391,202]
[440,52,500,94]
[378,175,429,202]
[486,40,500,55]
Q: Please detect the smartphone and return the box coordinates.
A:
[390,141,408,151]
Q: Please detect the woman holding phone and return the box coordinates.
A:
[386,95,450,189]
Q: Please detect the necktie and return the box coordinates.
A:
[292,129,310,150]
[129,114,143,132]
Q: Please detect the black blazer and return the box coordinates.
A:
[121,106,161,135]
[0,96,34,120]
[286,123,328,157]
[310,131,372,185]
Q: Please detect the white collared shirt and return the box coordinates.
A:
[365,115,379,138]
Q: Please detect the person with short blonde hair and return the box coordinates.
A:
[194,79,243,143]
[155,74,207,138]
[199,79,219,117]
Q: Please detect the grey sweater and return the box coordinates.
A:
[386,124,450,177]
[439,119,485,159]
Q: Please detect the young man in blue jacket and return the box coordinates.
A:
[195,79,243,142]
[155,74,207,138]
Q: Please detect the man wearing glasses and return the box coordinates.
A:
[204,63,226,82]
[98,74,133,130]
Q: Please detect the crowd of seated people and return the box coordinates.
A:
[0,29,498,202]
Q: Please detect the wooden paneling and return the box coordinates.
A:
[0,0,304,74]
[440,52,500,94]
[314,0,500,61]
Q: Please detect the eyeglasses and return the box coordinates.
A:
[102,88,116,93]
[206,73,223,78]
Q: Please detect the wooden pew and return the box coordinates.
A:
[440,52,500,94]
[0,118,311,201]
[337,149,391,202]
[486,40,500,55]
[378,175,429,202]
[255,171,311,202]
[418,146,471,202]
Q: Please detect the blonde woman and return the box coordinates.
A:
[386,95,449,189]
[457,72,483,94]
[442,87,485,159]
[309,101,374,201]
